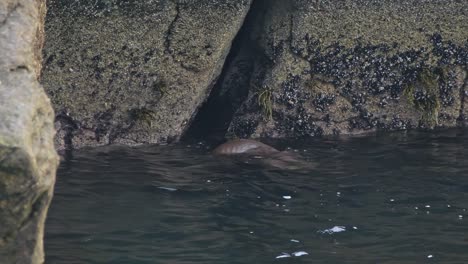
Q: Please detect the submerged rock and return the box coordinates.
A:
[0,0,59,263]
[41,0,252,150]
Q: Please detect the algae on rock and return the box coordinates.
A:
[403,69,441,128]
[256,86,273,120]
[225,0,468,139]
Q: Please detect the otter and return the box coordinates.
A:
[212,139,280,156]
[212,139,312,170]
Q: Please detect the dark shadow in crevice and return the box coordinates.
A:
[181,0,268,145]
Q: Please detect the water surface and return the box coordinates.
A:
[46,130,468,263]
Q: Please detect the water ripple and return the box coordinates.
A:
[46,129,468,264]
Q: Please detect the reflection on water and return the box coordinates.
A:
[46,129,468,264]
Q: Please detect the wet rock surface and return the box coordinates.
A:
[41,0,252,149]
[0,0,59,263]
[41,0,468,146]
[222,0,468,139]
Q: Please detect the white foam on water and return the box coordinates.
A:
[292,251,309,257]
[276,251,309,259]
[157,187,178,192]
[283,196,292,199]
[275,253,291,259]
[318,226,346,234]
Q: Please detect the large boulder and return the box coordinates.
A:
[41,0,252,149]
[224,0,468,138]
[0,0,58,263]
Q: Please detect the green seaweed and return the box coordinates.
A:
[403,69,441,128]
[153,79,168,96]
[256,87,273,120]
[129,108,155,127]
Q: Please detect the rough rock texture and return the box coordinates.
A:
[224,0,468,139]
[0,0,59,263]
[41,0,252,150]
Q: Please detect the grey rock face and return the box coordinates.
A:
[0,0,59,263]
[41,0,252,149]
[226,0,468,139]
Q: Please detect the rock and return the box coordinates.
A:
[41,0,252,149]
[0,0,59,263]
[225,0,468,139]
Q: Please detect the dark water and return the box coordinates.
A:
[45,130,468,264]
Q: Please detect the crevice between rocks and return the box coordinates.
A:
[459,70,468,125]
[181,0,267,144]
[9,65,29,72]
[164,3,180,58]
[164,2,197,72]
